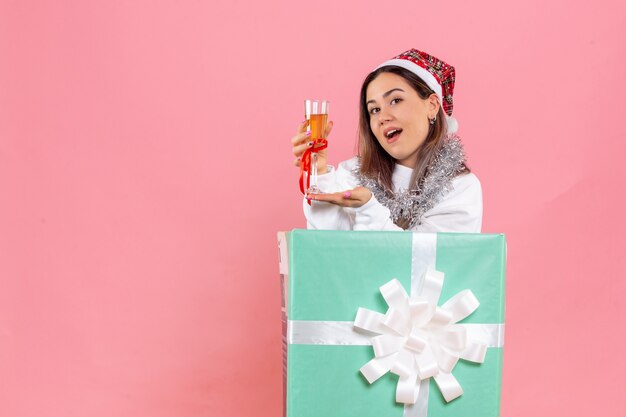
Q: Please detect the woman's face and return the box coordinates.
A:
[366,72,439,168]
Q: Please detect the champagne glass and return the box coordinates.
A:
[304,99,329,194]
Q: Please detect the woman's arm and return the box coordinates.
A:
[304,166,483,233]
[348,172,482,232]
[303,158,365,230]
[303,165,353,230]
[414,173,483,232]
[351,196,403,231]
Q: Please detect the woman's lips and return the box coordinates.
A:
[386,131,401,144]
[383,127,402,144]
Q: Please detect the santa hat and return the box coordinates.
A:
[376,49,458,134]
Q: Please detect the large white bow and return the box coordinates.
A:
[353,268,487,404]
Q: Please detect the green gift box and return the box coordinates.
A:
[278,229,506,417]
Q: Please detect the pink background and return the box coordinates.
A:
[1,1,625,416]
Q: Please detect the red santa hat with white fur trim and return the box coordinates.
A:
[376,49,459,134]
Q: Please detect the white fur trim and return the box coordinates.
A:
[376,58,443,106]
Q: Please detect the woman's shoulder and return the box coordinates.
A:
[320,156,361,190]
[437,172,482,208]
[333,156,361,182]
[451,171,481,190]
[336,156,360,173]
[420,171,483,232]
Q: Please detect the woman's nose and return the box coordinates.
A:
[379,107,393,124]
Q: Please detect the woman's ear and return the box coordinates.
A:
[427,94,440,118]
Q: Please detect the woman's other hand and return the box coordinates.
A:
[306,186,372,208]
[291,120,333,174]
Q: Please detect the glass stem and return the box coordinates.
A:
[310,152,318,192]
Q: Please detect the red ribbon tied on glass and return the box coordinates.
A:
[299,138,328,205]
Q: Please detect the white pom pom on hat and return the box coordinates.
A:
[446,116,458,134]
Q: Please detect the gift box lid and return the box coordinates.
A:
[285,230,505,324]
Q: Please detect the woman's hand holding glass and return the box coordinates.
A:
[291,118,373,208]
[291,119,333,173]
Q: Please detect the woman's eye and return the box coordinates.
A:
[391,98,402,105]
[369,107,380,115]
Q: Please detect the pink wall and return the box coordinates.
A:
[1,0,624,416]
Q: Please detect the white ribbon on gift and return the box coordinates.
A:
[286,233,505,417]
[355,271,485,404]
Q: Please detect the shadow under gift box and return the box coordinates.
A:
[278,229,506,417]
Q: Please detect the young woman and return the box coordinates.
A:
[291,49,482,232]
